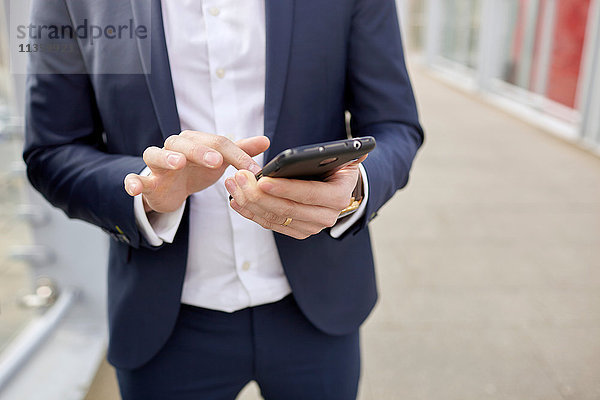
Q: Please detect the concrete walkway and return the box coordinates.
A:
[86,65,600,400]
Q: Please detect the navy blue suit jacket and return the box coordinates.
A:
[24,0,423,369]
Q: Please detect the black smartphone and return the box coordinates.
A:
[256,136,376,180]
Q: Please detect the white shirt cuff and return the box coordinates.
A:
[329,164,369,239]
[133,167,185,247]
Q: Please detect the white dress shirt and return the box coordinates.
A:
[134,0,368,313]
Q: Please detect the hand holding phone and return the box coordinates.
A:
[224,137,375,240]
[228,136,375,199]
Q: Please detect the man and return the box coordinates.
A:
[24,0,423,398]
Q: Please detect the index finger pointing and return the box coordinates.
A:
[209,135,261,174]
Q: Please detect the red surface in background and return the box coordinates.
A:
[546,0,591,108]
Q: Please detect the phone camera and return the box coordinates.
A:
[353,140,362,150]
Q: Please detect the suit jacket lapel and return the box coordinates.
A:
[130,0,180,140]
[264,0,295,142]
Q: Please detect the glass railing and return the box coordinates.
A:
[0,98,36,357]
[413,0,600,148]
[439,0,481,69]
[0,5,109,393]
[0,0,37,359]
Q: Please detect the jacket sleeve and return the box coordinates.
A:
[344,0,424,235]
[22,0,149,249]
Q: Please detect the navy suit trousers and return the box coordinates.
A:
[116,295,361,400]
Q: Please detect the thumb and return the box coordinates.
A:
[324,154,368,184]
[236,136,270,158]
[336,154,368,174]
[349,154,368,167]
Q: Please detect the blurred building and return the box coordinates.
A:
[401,0,600,151]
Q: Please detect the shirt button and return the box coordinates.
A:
[216,68,226,79]
[241,261,251,271]
[208,7,220,16]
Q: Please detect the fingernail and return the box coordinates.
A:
[259,181,273,193]
[126,182,138,195]
[235,172,248,188]
[167,153,181,168]
[204,151,221,167]
[249,164,261,175]
[225,178,236,194]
